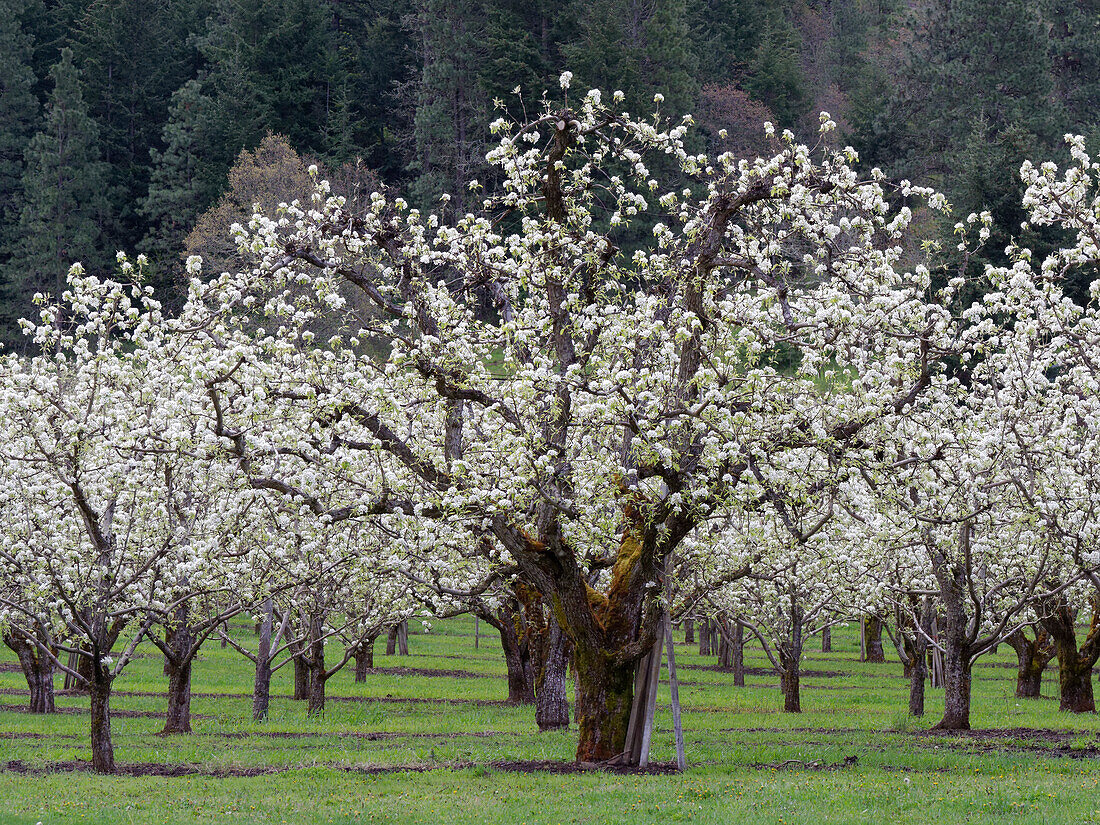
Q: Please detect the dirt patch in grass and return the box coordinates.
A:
[751,755,860,771]
[368,666,492,680]
[2,760,280,777]
[2,758,679,778]
[0,703,209,720]
[911,727,1100,758]
[689,666,845,678]
[206,730,517,741]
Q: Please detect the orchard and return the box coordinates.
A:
[4,82,1100,822]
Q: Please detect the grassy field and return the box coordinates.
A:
[2,617,1100,824]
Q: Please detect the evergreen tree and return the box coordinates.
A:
[71,0,202,252]
[1,47,110,343]
[0,0,40,239]
[687,0,768,84]
[139,79,223,303]
[321,0,417,176]
[565,0,697,115]
[196,0,334,159]
[407,0,489,211]
[744,17,807,130]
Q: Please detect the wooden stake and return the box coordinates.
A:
[665,612,686,771]
[637,634,662,768]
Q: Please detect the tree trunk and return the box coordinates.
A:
[499,613,535,704]
[253,597,273,721]
[780,667,801,712]
[386,625,397,655]
[1040,602,1100,713]
[535,620,571,731]
[717,625,730,668]
[699,620,711,656]
[397,620,409,655]
[162,658,193,734]
[908,649,927,717]
[1005,628,1054,699]
[306,619,326,718]
[778,613,803,713]
[160,611,194,734]
[731,622,745,687]
[89,665,115,774]
[684,619,694,644]
[573,647,635,762]
[354,639,375,682]
[1055,642,1095,713]
[864,617,886,663]
[821,626,831,653]
[4,632,56,713]
[66,650,94,693]
[939,642,972,729]
[293,654,310,700]
[253,657,272,721]
[307,662,326,718]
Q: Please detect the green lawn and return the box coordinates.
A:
[2,618,1100,824]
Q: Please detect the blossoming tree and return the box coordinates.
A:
[175,79,959,761]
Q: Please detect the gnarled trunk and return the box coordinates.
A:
[1040,601,1100,713]
[683,619,694,644]
[4,631,56,713]
[573,646,635,762]
[1005,628,1054,699]
[820,626,831,653]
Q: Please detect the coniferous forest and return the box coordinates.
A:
[2,0,1100,346]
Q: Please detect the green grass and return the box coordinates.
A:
[3,618,1100,824]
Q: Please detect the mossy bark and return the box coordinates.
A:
[1040,599,1100,713]
[573,647,635,762]
[863,617,886,663]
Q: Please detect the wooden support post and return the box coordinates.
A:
[665,612,686,771]
[637,634,663,768]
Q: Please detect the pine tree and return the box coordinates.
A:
[139,79,222,304]
[71,0,200,252]
[197,0,334,159]
[0,0,40,238]
[408,0,489,211]
[744,17,808,131]
[1,47,110,343]
[565,0,697,115]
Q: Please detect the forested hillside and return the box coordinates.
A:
[1,0,1098,345]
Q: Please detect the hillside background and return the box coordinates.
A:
[1,0,1097,345]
